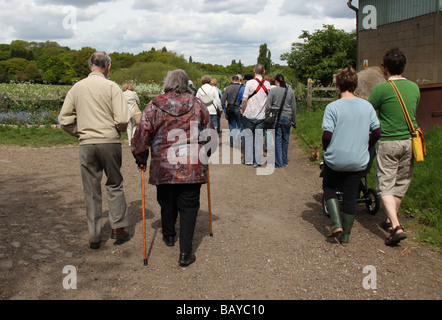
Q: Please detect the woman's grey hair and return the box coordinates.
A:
[89,52,111,71]
[163,69,191,94]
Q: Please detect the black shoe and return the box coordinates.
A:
[89,241,101,249]
[163,236,175,247]
[113,228,130,245]
[179,253,196,266]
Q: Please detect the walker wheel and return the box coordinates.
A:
[322,194,330,218]
[365,188,380,215]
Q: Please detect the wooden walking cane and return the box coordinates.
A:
[141,166,148,266]
[207,164,213,237]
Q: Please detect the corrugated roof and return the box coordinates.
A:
[357,0,441,29]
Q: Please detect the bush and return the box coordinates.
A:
[110,61,204,86]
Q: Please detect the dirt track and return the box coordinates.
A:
[0,125,440,302]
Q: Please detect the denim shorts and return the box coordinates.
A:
[376,139,414,198]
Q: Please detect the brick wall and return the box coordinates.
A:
[358,12,441,84]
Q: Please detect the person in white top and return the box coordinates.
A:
[122,82,140,147]
[241,64,270,167]
[196,75,222,132]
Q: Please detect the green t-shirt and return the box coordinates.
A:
[368,79,420,141]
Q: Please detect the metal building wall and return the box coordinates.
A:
[358,0,441,29]
[355,0,442,129]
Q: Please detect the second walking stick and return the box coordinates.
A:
[207,164,213,237]
[141,167,148,266]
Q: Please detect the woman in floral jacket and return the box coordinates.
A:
[131,69,215,266]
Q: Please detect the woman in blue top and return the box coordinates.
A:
[322,66,381,246]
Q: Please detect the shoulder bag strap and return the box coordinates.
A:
[247,78,267,100]
[275,87,289,125]
[233,84,242,106]
[388,80,415,133]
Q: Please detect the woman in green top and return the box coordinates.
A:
[368,48,420,246]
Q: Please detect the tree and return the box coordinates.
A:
[70,47,95,79]
[0,44,10,61]
[257,43,272,74]
[23,62,42,82]
[42,56,76,84]
[228,59,244,74]
[43,69,57,84]
[281,24,356,86]
[109,52,136,69]
[10,40,34,60]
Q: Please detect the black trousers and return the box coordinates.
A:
[323,162,364,216]
[156,184,202,254]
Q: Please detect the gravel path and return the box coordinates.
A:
[0,127,440,302]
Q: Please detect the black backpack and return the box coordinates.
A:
[226,83,243,114]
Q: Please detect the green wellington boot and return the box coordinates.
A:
[326,198,343,238]
[340,213,356,246]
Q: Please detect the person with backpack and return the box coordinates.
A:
[221,75,243,147]
[265,74,297,168]
[241,64,270,167]
[196,75,222,132]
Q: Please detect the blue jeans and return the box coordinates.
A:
[275,115,292,168]
[242,117,266,166]
[210,115,218,133]
[227,108,243,147]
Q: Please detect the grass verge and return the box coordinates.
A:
[0,125,78,148]
[295,105,441,250]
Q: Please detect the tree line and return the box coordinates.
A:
[0,25,356,87]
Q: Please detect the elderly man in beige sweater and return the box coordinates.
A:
[58,52,131,249]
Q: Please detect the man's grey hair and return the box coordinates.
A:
[254,64,265,75]
[164,69,191,94]
[89,52,111,71]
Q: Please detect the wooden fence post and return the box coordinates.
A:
[307,78,313,110]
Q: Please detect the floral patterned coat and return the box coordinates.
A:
[131,90,215,185]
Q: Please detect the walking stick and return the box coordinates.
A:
[207,164,213,237]
[141,166,148,266]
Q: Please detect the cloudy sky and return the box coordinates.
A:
[0,0,358,66]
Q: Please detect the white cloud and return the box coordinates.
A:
[132,0,270,14]
[280,0,356,19]
[132,0,194,12]
[35,0,114,8]
[0,0,357,66]
[199,0,270,14]
[0,2,73,40]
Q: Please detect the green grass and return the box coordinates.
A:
[295,103,442,249]
[0,125,79,147]
[401,127,442,247]
[0,125,129,148]
[294,103,325,157]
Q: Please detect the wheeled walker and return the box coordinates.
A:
[320,146,380,217]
